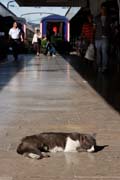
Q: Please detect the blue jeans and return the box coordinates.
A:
[95,38,108,69]
[49,46,56,55]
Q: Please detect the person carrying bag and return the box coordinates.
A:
[84,43,95,61]
[81,14,95,60]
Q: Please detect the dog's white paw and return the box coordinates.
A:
[28,153,41,159]
[87,146,95,153]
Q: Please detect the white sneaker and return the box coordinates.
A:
[47,52,50,56]
[52,54,56,57]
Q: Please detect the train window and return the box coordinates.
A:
[46,22,65,42]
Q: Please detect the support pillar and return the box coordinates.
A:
[117,0,120,24]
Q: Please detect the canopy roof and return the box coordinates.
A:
[15,0,87,7]
[41,14,68,22]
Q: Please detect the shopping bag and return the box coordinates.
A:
[84,43,95,61]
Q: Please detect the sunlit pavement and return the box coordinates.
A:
[0,53,120,180]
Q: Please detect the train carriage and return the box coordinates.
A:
[40,14,70,42]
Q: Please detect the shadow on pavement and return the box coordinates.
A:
[0,54,34,91]
[65,55,120,113]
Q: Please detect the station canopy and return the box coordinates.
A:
[15,0,87,7]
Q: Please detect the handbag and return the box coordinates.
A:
[84,43,95,61]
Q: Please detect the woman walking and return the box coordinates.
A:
[32,28,42,56]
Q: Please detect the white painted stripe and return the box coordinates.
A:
[67,22,70,42]
[40,22,42,36]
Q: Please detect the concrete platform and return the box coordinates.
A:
[0,54,120,180]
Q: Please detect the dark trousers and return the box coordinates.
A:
[11,39,20,60]
[33,42,41,54]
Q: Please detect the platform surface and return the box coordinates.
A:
[0,54,120,180]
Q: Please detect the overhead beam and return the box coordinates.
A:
[15,0,87,7]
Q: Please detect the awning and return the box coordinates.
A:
[15,0,87,7]
[65,7,81,20]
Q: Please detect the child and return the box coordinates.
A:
[46,40,56,57]
[32,28,42,56]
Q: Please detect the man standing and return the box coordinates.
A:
[93,3,110,72]
[9,21,23,61]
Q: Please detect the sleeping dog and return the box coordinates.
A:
[17,132,96,159]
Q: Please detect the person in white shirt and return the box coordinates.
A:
[9,21,23,61]
[32,28,42,56]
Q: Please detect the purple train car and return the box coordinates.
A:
[40,14,70,42]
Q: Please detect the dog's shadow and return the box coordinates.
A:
[94,145,108,153]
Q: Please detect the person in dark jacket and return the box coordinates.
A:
[45,39,56,57]
[93,3,111,72]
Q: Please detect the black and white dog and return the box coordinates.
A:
[17,132,96,159]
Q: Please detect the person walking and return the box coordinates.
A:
[93,2,111,73]
[32,28,42,56]
[9,21,23,61]
[81,14,94,46]
[81,14,94,59]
